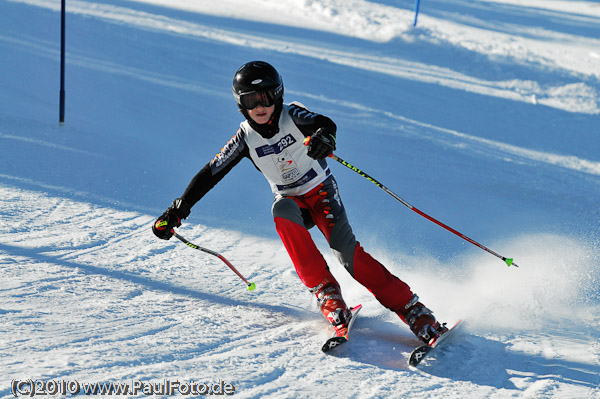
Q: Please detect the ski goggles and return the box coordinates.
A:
[239,90,277,109]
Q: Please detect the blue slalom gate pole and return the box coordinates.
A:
[413,0,421,26]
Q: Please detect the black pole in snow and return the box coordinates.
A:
[59,0,66,125]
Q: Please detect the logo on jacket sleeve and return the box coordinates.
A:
[211,131,244,173]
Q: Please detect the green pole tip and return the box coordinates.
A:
[247,282,256,291]
[505,258,514,267]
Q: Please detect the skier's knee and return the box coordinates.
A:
[328,216,357,274]
[272,197,314,228]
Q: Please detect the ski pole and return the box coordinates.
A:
[331,153,518,267]
[303,135,517,267]
[173,231,257,290]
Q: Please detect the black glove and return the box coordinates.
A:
[306,128,336,160]
[152,198,191,240]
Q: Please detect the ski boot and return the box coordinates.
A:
[398,294,448,345]
[310,278,351,336]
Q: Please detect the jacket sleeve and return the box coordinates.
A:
[287,102,337,138]
[180,128,249,207]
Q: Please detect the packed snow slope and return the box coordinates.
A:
[1,0,599,398]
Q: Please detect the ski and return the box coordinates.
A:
[321,304,362,353]
[408,319,463,367]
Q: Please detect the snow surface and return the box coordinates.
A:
[1,0,599,397]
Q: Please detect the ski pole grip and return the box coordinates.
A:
[303,136,334,158]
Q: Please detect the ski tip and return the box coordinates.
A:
[408,345,432,367]
[322,336,347,353]
[444,319,464,335]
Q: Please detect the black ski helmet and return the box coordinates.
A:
[232,61,284,138]
[232,61,284,111]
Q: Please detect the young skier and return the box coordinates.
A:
[152,61,447,345]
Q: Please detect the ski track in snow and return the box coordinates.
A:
[6,0,599,179]
[1,186,599,398]
[295,92,600,178]
[3,31,599,180]
[1,185,599,398]
[2,0,600,398]
[8,0,600,114]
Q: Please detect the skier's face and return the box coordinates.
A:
[247,104,275,125]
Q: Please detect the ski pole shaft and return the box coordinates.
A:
[329,153,518,268]
[173,231,256,290]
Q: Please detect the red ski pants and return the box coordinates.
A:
[272,176,414,313]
